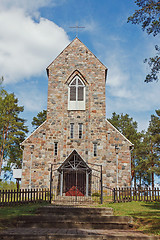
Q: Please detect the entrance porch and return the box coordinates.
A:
[58,150,91,197]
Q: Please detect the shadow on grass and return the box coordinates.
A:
[130,209,160,235]
[141,202,160,210]
[132,216,160,235]
[131,211,160,217]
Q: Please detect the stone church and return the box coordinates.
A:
[21,38,133,195]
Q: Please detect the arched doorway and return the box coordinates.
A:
[58,150,91,196]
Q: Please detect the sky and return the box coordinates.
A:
[0,0,160,134]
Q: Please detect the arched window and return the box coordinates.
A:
[68,75,85,110]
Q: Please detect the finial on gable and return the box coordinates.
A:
[69,24,85,37]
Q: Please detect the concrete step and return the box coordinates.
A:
[16,221,132,230]
[16,215,131,223]
[36,206,114,216]
[15,206,132,230]
[0,228,159,240]
[53,196,94,203]
[0,206,158,240]
[16,215,133,230]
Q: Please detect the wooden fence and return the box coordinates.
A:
[113,187,160,203]
[0,188,50,206]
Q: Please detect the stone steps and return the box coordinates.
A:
[53,196,93,203]
[16,215,133,230]
[16,215,131,223]
[36,206,114,215]
[0,206,159,240]
[0,228,158,240]
[16,221,132,230]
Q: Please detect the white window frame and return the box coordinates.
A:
[68,75,86,110]
[70,123,74,138]
[78,123,83,139]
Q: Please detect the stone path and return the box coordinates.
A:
[1,228,159,240]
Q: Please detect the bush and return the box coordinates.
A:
[0,181,17,190]
[92,192,101,197]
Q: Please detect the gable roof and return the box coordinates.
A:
[58,149,91,172]
[46,37,108,80]
[106,119,133,146]
[21,120,47,145]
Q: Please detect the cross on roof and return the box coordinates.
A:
[69,24,85,37]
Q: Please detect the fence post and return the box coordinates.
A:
[113,188,116,203]
[130,188,132,202]
[100,165,103,204]
[50,164,53,204]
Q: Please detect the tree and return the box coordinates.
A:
[31,110,47,130]
[108,112,139,143]
[0,89,28,177]
[0,77,4,95]
[133,132,151,187]
[128,0,160,82]
[146,109,160,187]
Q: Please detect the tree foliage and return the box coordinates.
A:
[107,112,139,144]
[0,180,17,190]
[31,110,47,130]
[0,86,28,178]
[128,0,160,82]
[133,132,151,187]
[144,45,160,82]
[128,0,160,36]
[146,110,160,187]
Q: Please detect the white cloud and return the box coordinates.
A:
[106,54,133,99]
[103,38,160,131]
[0,0,65,14]
[0,8,70,83]
[83,19,99,33]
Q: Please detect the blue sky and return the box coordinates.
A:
[0,0,160,133]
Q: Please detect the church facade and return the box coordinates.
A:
[21,38,133,192]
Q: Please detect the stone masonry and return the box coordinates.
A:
[21,38,133,190]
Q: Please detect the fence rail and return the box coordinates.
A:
[0,188,50,206]
[1,187,159,205]
[113,187,160,203]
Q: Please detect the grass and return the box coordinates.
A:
[0,202,50,230]
[98,201,160,236]
[0,201,159,236]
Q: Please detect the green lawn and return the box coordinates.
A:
[0,201,160,236]
[99,201,160,236]
[0,202,50,230]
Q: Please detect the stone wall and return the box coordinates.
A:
[21,38,132,190]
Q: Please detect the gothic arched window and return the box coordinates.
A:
[68,75,85,110]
